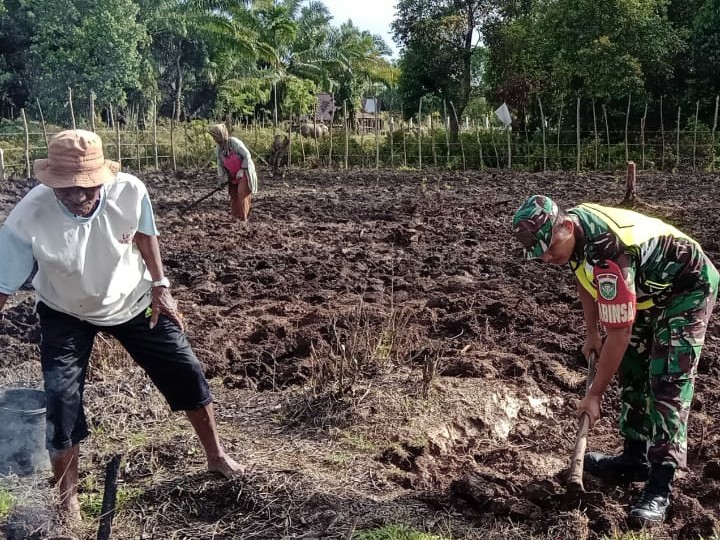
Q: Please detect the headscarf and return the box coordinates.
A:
[209,124,230,155]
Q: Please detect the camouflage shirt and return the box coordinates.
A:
[568,204,707,308]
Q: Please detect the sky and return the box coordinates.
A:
[320,0,400,58]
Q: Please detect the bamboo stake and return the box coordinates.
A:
[153,97,159,169]
[418,98,423,169]
[538,96,547,171]
[402,116,407,167]
[115,108,121,165]
[693,101,699,172]
[712,96,719,171]
[68,87,76,129]
[676,106,681,171]
[313,103,320,165]
[592,99,598,170]
[450,101,465,170]
[136,124,141,172]
[660,96,665,170]
[36,98,49,149]
[328,95,335,167]
[389,116,394,167]
[576,97,581,173]
[343,101,349,169]
[640,102,647,169]
[556,101,563,170]
[374,96,379,169]
[602,103,610,169]
[0,148,4,182]
[288,108,293,169]
[476,120,484,170]
[624,94,631,162]
[430,115,437,167]
[524,110,530,169]
[443,100,450,166]
[170,102,177,172]
[90,91,96,132]
[20,108,30,178]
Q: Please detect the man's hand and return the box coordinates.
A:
[149,287,184,331]
[578,393,601,428]
[582,333,603,361]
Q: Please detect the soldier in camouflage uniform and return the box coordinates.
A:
[512,194,718,525]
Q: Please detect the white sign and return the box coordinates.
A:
[495,102,512,127]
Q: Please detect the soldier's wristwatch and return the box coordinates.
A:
[151,277,171,288]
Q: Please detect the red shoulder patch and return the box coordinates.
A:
[593,260,636,328]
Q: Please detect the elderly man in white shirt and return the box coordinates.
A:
[0,129,243,523]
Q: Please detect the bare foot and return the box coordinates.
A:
[207,453,246,479]
[58,496,82,524]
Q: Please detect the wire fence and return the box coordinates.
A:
[1,96,718,178]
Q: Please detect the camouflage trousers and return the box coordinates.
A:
[619,260,719,468]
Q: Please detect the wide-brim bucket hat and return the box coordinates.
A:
[33,129,120,188]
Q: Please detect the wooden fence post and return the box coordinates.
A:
[622,161,637,205]
[712,95,719,171]
[170,102,177,172]
[417,98,423,169]
[476,120,484,170]
[21,108,30,178]
[676,106,681,170]
[640,103,647,169]
[592,99,598,170]
[660,96,665,170]
[328,97,335,167]
[693,101,699,172]
[602,103,610,169]
[450,101,466,170]
[430,114,437,167]
[374,95,379,169]
[115,109,122,165]
[443,100,450,166]
[556,101,563,169]
[68,87,76,129]
[538,96,547,171]
[624,94,631,162]
[136,124,141,172]
[36,98,49,150]
[90,91,96,132]
[343,100,349,169]
[576,97,581,173]
[389,116,394,167]
[153,97,159,169]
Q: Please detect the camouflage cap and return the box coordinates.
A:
[512,195,559,259]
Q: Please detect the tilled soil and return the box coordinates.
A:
[1,167,720,539]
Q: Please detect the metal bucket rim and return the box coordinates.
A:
[0,387,46,415]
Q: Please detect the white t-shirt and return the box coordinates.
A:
[0,172,159,326]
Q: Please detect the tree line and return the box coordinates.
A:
[1,0,719,162]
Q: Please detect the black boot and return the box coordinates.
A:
[584,439,650,483]
[628,463,675,524]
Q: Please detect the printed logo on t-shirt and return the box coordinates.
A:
[119,233,133,244]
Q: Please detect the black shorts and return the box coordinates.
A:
[37,302,212,451]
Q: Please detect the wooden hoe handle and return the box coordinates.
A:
[566,351,598,494]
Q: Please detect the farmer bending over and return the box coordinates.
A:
[512,194,718,525]
[0,129,244,522]
[209,123,258,221]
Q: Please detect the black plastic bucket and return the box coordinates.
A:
[0,388,50,476]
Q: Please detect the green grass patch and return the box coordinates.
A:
[353,524,448,540]
[0,487,15,520]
